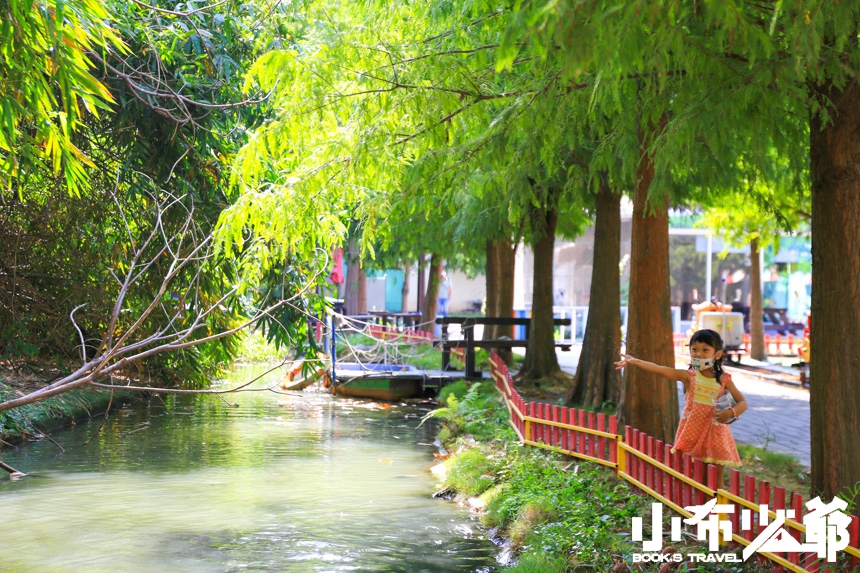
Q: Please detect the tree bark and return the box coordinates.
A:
[748,239,767,361]
[519,190,563,382]
[809,78,860,501]
[344,235,364,315]
[485,237,516,364]
[618,130,679,443]
[497,238,516,356]
[484,240,499,341]
[567,182,622,407]
[420,253,442,334]
[401,259,411,312]
[417,254,426,315]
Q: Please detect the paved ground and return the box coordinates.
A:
[555,344,811,467]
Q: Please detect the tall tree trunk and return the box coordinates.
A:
[749,239,767,361]
[484,240,499,341]
[618,130,679,443]
[520,191,563,382]
[401,259,411,312]
[809,78,860,501]
[344,235,363,315]
[497,238,516,365]
[420,253,442,335]
[485,237,516,364]
[567,182,621,407]
[417,254,426,315]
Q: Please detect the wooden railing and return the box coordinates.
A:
[488,352,859,572]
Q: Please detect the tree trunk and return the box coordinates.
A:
[809,78,860,501]
[485,237,516,364]
[484,240,499,341]
[344,235,362,315]
[618,131,679,443]
[567,182,622,407]
[401,259,411,312]
[417,254,426,315]
[519,192,563,382]
[420,253,442,334]
[748,239,767,361]
[497,238,516,365]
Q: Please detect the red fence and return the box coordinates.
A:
[366,324,435,343]
[673,333,804,358]
[488,352,859,572]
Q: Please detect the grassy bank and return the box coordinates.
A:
[0,382,139,447]
[431,381,777,572]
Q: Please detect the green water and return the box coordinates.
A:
[0,367,497,572]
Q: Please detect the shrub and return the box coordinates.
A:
[438,380,470,407]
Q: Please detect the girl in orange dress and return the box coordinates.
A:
[615,329,748,487]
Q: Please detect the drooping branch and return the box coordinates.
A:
[0,185,326,414]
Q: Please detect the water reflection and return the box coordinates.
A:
[0,367,496,572]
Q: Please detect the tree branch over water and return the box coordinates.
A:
[0,185,322,414]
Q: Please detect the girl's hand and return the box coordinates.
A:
[714,409,735,424]
[615,354,636,370]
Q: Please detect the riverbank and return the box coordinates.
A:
[0,360,140,449]
[430,381,777,572]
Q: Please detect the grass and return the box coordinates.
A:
[735,443,810,497]
[0,385,138,445]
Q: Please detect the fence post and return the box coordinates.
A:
[789,492,803,567]
[609,416,618,466]
[525,403,532,443]
[597,413,606,462]
[588,412,597,458]
[729,469,741,550]
[773,486,786,573]
[744,475,757,544]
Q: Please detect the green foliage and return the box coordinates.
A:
[837,481,860,517]
[0,1,329,389]
[443,447,502,497]
[484,451,642,564]
[235,329,285,364]
[423,381,513,443]
[0,384,135,441]
[505,553,568,573]
[0,0,123,195]
[438,380,470,407]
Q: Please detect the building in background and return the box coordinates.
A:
[354,205,811,331]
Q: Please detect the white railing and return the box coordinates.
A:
[549,306,682,345]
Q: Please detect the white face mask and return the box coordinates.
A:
[690,356,715,371]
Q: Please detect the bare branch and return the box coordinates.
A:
[0,187,330,415]
[70,305,88,363]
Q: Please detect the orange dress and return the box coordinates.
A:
[671,369,742,467]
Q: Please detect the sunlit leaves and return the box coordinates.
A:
[0,0,124,195]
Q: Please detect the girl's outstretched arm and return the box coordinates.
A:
[614,354,691,389]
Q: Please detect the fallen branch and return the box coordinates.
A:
[0,183,332,415]
[0,459,25,477]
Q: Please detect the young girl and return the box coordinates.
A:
[614,329,748,487]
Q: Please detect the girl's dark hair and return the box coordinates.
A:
[689,329,725,381]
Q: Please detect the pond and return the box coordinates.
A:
[0,366,498,573]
